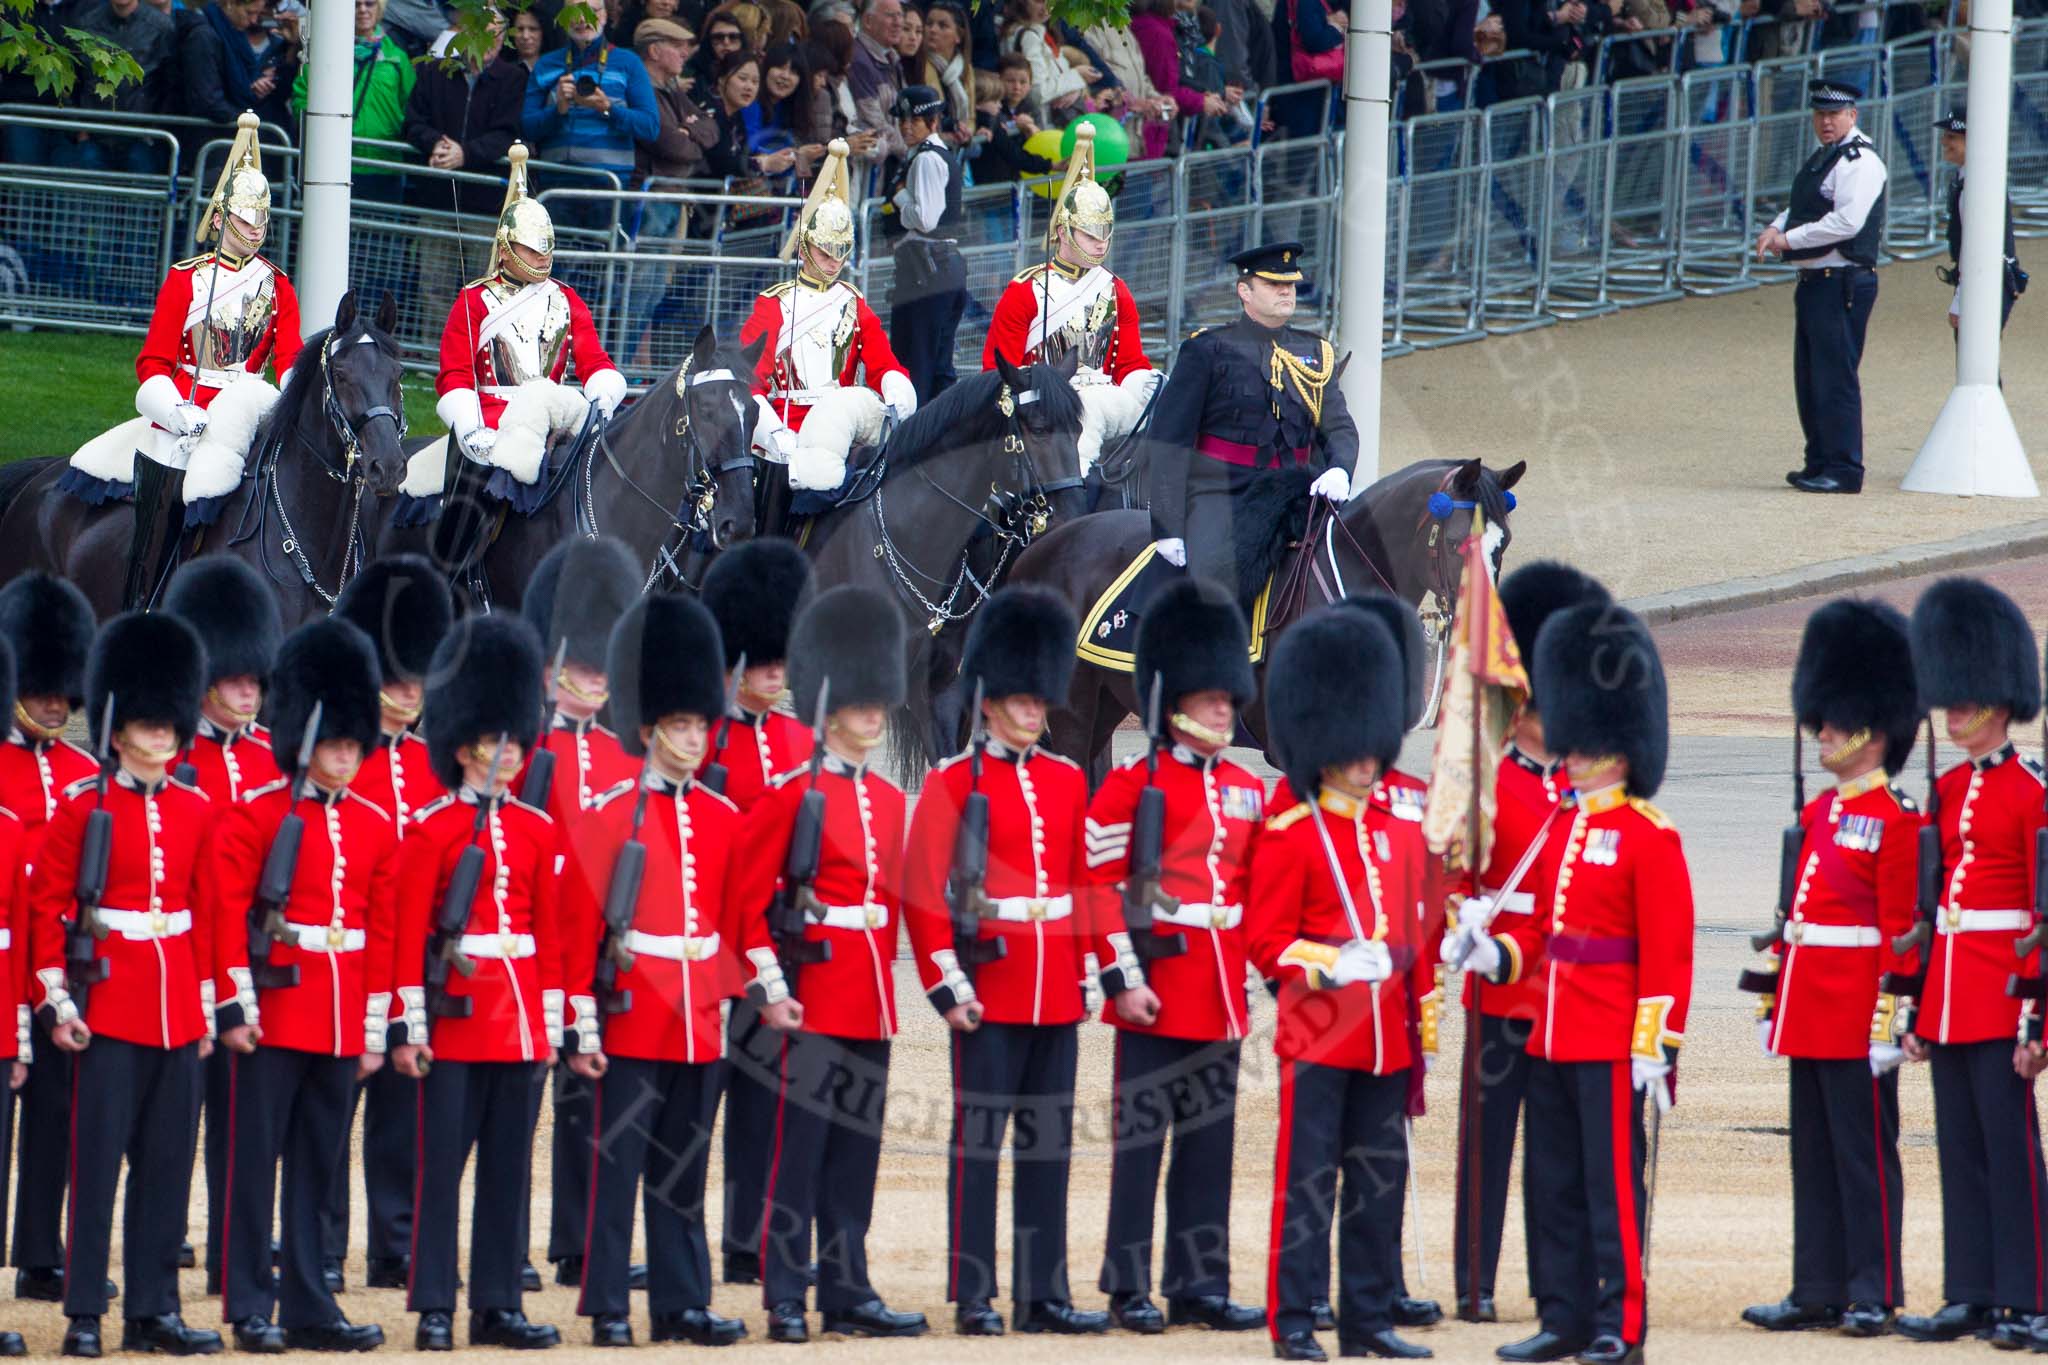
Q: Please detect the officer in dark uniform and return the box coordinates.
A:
[1147,241,1358,598]
[1757,80,1888,496]
[1936,109,2024,340]
[885,84,969,400]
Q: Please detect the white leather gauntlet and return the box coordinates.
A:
[543,988,566,1051]
[200,979,219,1040]
[926,948,978,1015]
[35,968,78,1028]
[399,985,428,1041]
[1098,931,1146,997]
[363,992,392,1054]
[568,994,602,1055]
[745,947,791,1005]
[15,1004,29,1064]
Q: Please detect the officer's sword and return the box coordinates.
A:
[1642,1097,1662,1280]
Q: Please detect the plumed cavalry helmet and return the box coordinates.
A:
[493,143,555,284]
[201,111,271,247]
[781,138,856,265]
[1048,121,1112,249]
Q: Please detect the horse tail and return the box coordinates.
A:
[0,457,57,522]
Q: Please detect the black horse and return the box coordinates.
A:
[0,291,411,624]
[1007,456,1527,782]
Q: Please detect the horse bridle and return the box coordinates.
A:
[1414,470,1517,636]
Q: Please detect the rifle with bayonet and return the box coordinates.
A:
[593,740,658,1019]
[944,682,1008,984]
[1116,675,1187,979]
[59,696,117,1019]
[520,639,570,811]
[749,685,833,1001]
[699,652,745,798]
[246,701,324,991]
[2008,717,2048,1038]
[423,737,509,1029]
[1882,717,1943,1030]
[1738,725,1807,997]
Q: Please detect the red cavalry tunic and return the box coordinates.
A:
[523,717,637,829]
[1081,745,1264,1042]
[904,741,1093,1027]
[29,771,214,1050]
[179,720,282,809]
[137,252,303,412]
[349,731,445,841]
[1764,769,1920,1060]
[1916,745,2047,1046]
[738,276,908,432]
[982,265,1151,385]
[1249,786,1434,1076]
[1458,749,1572,1020]
[731,755,906,1041]
[393,791,563,1064]
[1491,785,1696,1065]
[435,275,615,432]
[206,781,401,1057]
[559,775,743,1064]
[711,709,813,816]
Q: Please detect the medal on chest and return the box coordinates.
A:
[1583,827,1621,866]
[1836,813,1884,853]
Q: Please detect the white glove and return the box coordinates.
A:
[1459,924,1503,978]
[1440,928,1468,972]
[751,394,795,463]
[1328,939,1393,988]
[1153,538,1187,568]
[462,428,498,459]
[1309,467,1350,502]
[1869,1042,1905,1077]
[173,402,209,438]
[1758,1019,1776,1058]
[582,367,627,418]
[1631,1056,1673,1113]
[880,368,918,424]
[1456,896,1494,934]
[435,386,484,439]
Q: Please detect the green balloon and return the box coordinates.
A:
[1061,113,1130,167]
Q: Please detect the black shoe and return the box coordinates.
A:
[1016,1300,1110,1334]
[1741,1299,1841,1332]
[765,1301,808,1344]
[2025,1315,2048,1352]
[1169,1295,1264,1331]
[63,1317,102,1358]
[955,1300,1005,1336]
[1459,1296,1498,1324]
[415,1313,454,1352]
[627,1264,647,1292]
[1575,1336,1642,1365]
[1275,1330,1329,1361]
[123,1314,224,1356]
[590,1316,632,1349]
[519,1263,542,1294]
[1897,1303,1996,1343]
[1312,1299,1337,1332]
[18,1268,65,1302]
[323,1264,345,1295]
[1840,1303,1892,1338]
[0,1330,23,1357]
[283,1320,384,1352]
[179,1242,198,1270]
[1110,1295,1167,1334]
[1497,1330,1591,1362]
[820,1298,927,1337]
[723,1253,761,1285]
[1786,469,1810,487]
[553,1257,583,1289]
[364,1257,409,1290]
[1393,1297,1443,1329]
[1791,473,1860,495]
[469,1309,560,1350]
[649,1309,746,1347]
[1342,1329,1434,1359]
[231,1318,286,1354]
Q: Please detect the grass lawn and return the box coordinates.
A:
[0,329,445,465]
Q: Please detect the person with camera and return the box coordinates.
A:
[523,0,659,217]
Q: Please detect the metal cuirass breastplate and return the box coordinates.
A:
[1033,272,1116,372]
[786,285,859,391]
[483,277,572,384]
[187,258,277,370]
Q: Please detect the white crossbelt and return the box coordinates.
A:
[98,907,192,940]
[1480,887,1536,916]
[457,932,537,959]
[1152,901,1243,930]
[177,363,248,390]
[988,893,1074,923]
[1782,921,1880,948]
[284,921,367,953]
[1938,908,2034,934]
[816,904,891,931]
[623,928,721,962]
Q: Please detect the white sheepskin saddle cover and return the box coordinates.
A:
[69,379,281,499]
[1076,370,1161,474]
[787,386,885,493]
[401,378,590,498]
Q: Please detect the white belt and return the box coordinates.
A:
[816,904,891,931]
[177,363,249,390]
[1152,901,1243,930]
[480,384,530,398]
[1938,908,2034,935]
[623,928,722,962]
[98,907,192,940]
[0,928,8,950]
[1481,887,1535,916]
[1783,921,1880,949]
[457,932,537,959]
[765,387,831,405]
[284,921,367,953]
[988,894,1074,923]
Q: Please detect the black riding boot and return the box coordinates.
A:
[123,455,186,610]
[756,460,794,539]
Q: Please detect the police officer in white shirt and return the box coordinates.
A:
[1756,79,1887,496]
[886,84,969,399]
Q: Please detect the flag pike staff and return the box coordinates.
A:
[1462,510,1487,1317]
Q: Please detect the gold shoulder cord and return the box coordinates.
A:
[1268,338,1335,425]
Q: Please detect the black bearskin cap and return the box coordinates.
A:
[522,537,642,670]
[0,573,94,703]
[1793,599,1920,775]
[422,614,546,790]
[1339,594,1427,730]
[1910,576,2042,723]
[960,587,1077,704]
[789,586,907,720]
[1134,579,1256,712]
[86,611,205,749]
[0,635,19,740]
[267,619,384,776]
[162,557,282,683]
[1266,606,1406,797]
[1500,561,1611,708]
[1533,602,1669,798]
[702,538,812,668]
[332,555,453,684]
[608,594,728,757]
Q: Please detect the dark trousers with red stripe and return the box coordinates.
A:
[948,1021,1079,1307]
[201,1046,232,1278]
[64,1038,200,1318]
[548,1064,594,1266]
[762,1033,890,1312]
[720,999,779,1273]
[321,1065,416,1266]
[222,1047,355,1327]
[1788,1057,1903,1308]
[1929,1038,2048,1311]
[9,1025,70,1270]
[1268,1061,1408,1342]
[408,1059,547,1315]
[1099,1031,1240,1301]
[578,1056,718,1319]
[1454,1012,1534,1302]
[1523,1058,1647,1346]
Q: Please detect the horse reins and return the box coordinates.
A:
[591,354,753,592]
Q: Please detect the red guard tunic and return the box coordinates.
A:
[393,791,563,1064]
[137,252,303,427]
[732,754,906,1040]
[1459,748,1572,1020]
[738,275,909,432]
[711,708,813,816]
[1081,745,1263,1042]
[982,263,1151,385]
[349,731,444,841]
[207,781,401,1057]
[436,276,616,433]
[559,775,743,1064]
[29,771,214,1050]
[1916,745,2047,1045]
[904,741,1092,1026]
[1765,768,1921,1059]
[0,809,26,1066]
[0,731,99,841]
[524,716,637,828]
[179,719,282,808]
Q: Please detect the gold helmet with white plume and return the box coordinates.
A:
[493,142,555,283]
[780,138,856,268]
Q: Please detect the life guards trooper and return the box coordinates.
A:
[323,554,453,1290]
[904,587,1108,1338]
[0,635,27,1360]
[739,140,917,524]
[1451,602,1695,1365]
[1738,600,1920,1340]
[1893,578,2048,1349]
[207,618,394,1354]
[391,614,562,1352]
[28,611,221,1358]
[558,593,748,1348]
[127,111,303,609]
[1081,580,1264,1336]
